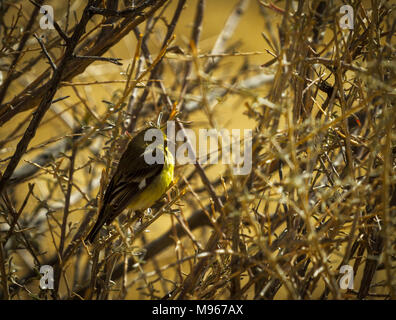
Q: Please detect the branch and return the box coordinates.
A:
[0,0,44,105]
[33,33,57,71]
[54,145,77,297]
[73,55,123,66]
[204,0,250,73]
[29,0,70,44]
[87,5,146,18]
[0,0,99,195]
[126,0,187,132]
[0,0,168,126]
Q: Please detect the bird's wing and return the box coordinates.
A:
[101,149,164,223]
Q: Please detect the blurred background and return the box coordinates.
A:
[0,0,394,300]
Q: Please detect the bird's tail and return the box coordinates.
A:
[85,220,103,244]
[85,207,108,244]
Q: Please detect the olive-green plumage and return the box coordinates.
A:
[85,126,174,243]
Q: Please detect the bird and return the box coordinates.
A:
[85,124,174,243]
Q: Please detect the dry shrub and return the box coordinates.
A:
[0,0,395,300]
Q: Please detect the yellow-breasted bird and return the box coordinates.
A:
[85,125,174,243]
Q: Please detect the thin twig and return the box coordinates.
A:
[33,34,57,71]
